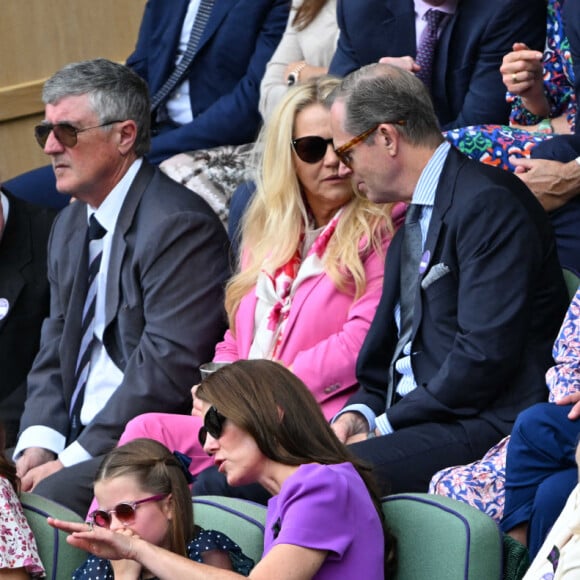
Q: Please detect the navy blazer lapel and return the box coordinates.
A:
[104,162,155,328]
[411,147,462,331]
[196,0,235,56]
[383,0,416,56]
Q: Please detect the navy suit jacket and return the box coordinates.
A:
[127,0,289,164]
[351,148,569,442]
[19,162,230,457]
[0,191,55,446]
[329,0,546,130]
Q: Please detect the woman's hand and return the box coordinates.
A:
[500,42,548,117]
[48,518,136,561]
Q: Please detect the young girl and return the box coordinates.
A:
[73,438,253,579]
[52,361,395,579]
[0,425,45,579]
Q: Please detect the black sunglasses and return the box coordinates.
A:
[89,493,167,528]
[291,136,334,164]
[34,120,124,148]
[198,405,227,447]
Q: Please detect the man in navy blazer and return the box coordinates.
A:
[129,0,289,164]
[329,64,569,494]
[14,59,230,515]
[328,0,546,130]
[0,189,55,447]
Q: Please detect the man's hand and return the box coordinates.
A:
[555,392,580,420]
[332,412,369,443]
[20,458,64,492]
[15,447,56,478]
[510,157,580,211]
[378,56,420,75]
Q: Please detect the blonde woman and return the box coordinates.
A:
[107,76,404,487]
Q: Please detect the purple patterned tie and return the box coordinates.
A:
[415,9,446,88]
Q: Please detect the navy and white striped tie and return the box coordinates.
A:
[68,214,106,443]
[150,0,215,111]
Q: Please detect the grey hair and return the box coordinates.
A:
[42,58,151,156]
[329,63,443,148]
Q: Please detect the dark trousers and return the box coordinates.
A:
[194,418,503,504]
[501,402,580,558]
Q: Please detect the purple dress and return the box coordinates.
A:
[264,463,385,579]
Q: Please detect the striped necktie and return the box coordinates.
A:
[415,9,446,88]
[150,0,215,112]
[386,204,423,407]
[68,214,106,443]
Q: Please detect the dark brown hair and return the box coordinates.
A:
[196,359,396,575]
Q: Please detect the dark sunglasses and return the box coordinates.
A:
[291,136,334,164]
[198,405,227,447]
[89,493,167,528]
[34,120,124,148]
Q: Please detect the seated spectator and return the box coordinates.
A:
[328,0,546,130]
[0,425,45,579]
[13,59,230,517]
[50,360,395,579]
[522,443,580,579]
[0,186,55,448]
[163,0,340,229]
[73,439,252,579]
[4,0,289,210]
[430,285,580,543]
[192,63,569,503]
[446,0,575,172]
[104,75,403,489]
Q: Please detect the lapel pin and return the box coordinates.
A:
[419,250,431,274]
[0,298,9,320]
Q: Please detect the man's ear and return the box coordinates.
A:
[117,120,138,155]
[378,123,400,156]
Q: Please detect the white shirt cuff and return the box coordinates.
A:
[58,441,93,467]
[376,412,395,435]
[13,426,66,461]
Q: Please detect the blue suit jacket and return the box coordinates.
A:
[127,0,289,164]
[329,0,546,130]
[351,148,569,442]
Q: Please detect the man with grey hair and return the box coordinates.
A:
[13,58,230,514]
[328,63,569,494]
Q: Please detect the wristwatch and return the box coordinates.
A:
[287,62,307,86]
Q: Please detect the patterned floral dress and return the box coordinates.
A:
[445,0,576,171]
[0,477,45,577]
[430,286,580,522]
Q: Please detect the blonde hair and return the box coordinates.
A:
[226,76,395,330]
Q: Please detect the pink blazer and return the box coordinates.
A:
[214,206,405,420]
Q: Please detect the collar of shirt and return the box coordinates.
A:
[414,0,457,47]
[0,190,8,243]
[86,158,143,234]
[411,140,451,207]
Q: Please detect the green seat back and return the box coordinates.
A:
[563,268,580,301]
[193,495,267,565]
[20,492,87,580]
[382,493,503,580]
